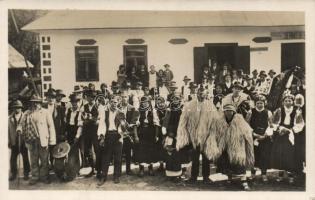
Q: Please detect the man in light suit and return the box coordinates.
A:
[18,94,56,185]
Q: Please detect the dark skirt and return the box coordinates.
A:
[294,130,305,173]
[254,137,272,170]
[270,133,295,172]
[216,150,246,175]
[135,125,159,164]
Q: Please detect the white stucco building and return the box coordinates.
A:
[22,10,305,95]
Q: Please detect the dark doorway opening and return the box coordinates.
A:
[194,43,250,83]
[281,42,305,71]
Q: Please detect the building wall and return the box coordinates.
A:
[39,26,304,95]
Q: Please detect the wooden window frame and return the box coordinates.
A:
[75,46,99,82]
[123,45,148,67]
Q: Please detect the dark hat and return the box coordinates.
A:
[189,82,198,89]
[55,89,66,97]
[140,96,151,103]
[268,69,276,75]
[69,93,80,102]
[252,69,258,74]
[243,74,252,80]
[223,104,236,112]
[164,64,170,68]
[88,83,95,88]
[45,88,56,97]
[259,70,267,77]
[183,75,191,81]
[232,81,244,89]
[73,85,83,93]
[11,100,23,109]
[29,94,43,102]
[100,83,108,88]
[85,89,96,98]
[52,142,70,158]
[111,81,119,88]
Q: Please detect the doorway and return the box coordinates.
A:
[281,42,305,71]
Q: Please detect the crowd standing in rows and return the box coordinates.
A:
[8,62,305,190]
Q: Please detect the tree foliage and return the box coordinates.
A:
[8,9,48,72]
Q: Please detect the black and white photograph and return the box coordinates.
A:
[2,0,315,199]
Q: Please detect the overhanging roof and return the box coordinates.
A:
[22,10,304,31]
[9,44,34,69]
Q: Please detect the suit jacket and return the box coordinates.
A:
[8,112,25,147]
[19,108,56,147]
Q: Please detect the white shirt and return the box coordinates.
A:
[149,71,157,89]
[66,108,83,126]
[108,109,117,131]
[97,104,107,136]
[47,104,55,116]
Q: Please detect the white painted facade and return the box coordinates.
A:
[38,26,304,95]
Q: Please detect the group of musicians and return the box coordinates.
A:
[8,64,305,190]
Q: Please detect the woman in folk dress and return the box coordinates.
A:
[270,93,305,184]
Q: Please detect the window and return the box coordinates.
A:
[75,46,99,82]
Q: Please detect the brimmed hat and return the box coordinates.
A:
[189,82,198,89]
[259,71,267,77]
[73,85,83,93]
[11,100,23,109]
[100,83,108,88]
[55,89,66,97]
[69,93,80,102]
[252,69,258,75]
[85,89,97,98]
[45,88,56,97]
[268,69,276,75]
[111,81,120,88]
[232,82,244,89]
[140,96,151,103]
[223,104,236,112]
[183,75,191,81]
[168,82,178,89]
[29,94,43,102]
[52,142,70,158]
[164,64,170,68]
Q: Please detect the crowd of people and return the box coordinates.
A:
[8,63,306,190]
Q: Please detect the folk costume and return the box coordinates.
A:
[270,94,304,180]
[8,101,30,181]
[214,104,254,190]
[247,96,273,179]
[81,97,99,175]
[162,99,186,178]
[176,97,218,182]
[135,96,160,176]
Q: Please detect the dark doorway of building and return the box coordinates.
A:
[123,45,148,74]
[194,43,250,84]
[281,42,305,71]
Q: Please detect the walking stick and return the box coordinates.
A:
[17,131,22,188]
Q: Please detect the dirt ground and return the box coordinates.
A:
[9,164,305,191]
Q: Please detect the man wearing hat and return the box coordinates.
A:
[214,103,254,190]
[176,87,217,184]
[222,81,251,112]
[243,75,255,98]
[131,81,145,109]
[8,100,30,181]
[148,65,158,90]
[163,64,174,82]
[252,69,259,86]
[187,82,198,102]
[111,81,121,95]
[81,89,100,177]
[72,85,85,111]
[255,71,271,96]
[181,76,191,102]
[267,69,277,94]
[167,82,178,102]
[18,94,56,185]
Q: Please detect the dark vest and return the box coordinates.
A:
[280,106,297,129]
[66,108,80,127]
[250,108,269,135]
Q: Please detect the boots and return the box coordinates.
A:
[138,165,144,177]
[148,164,155,176]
